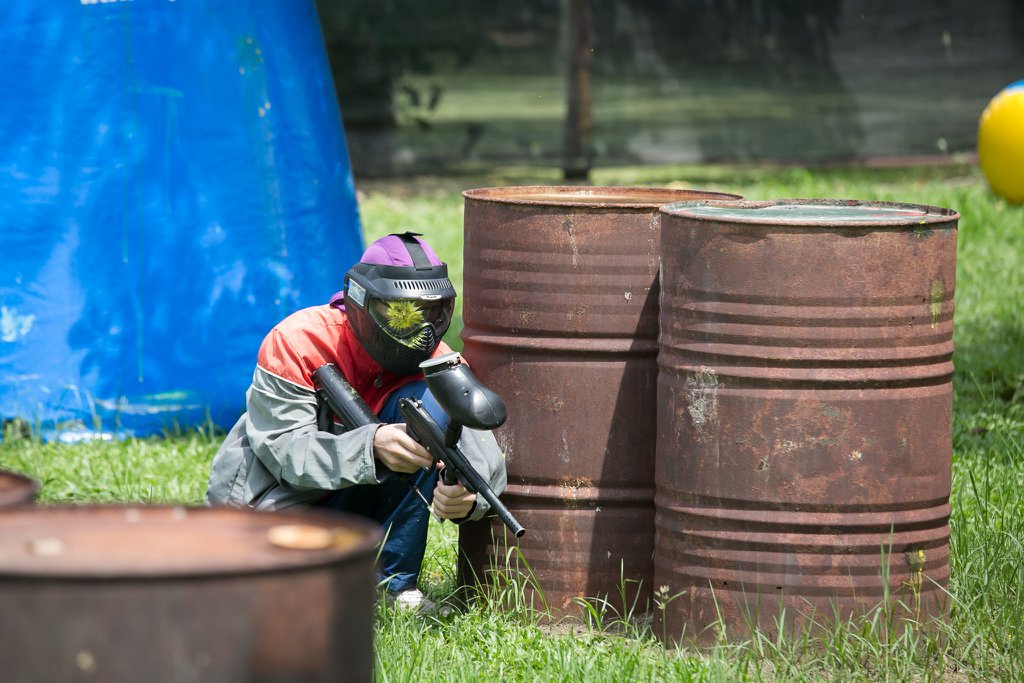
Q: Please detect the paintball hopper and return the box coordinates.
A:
[406,352,523,537]
[419,353,507,434]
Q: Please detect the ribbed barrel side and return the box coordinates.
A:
[458,186,740,616]
[655,201,957,645]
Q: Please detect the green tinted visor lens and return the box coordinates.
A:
[369,298,454,337]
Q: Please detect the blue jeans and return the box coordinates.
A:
[317,380,441,592]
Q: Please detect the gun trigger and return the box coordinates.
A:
[441,467,457,487]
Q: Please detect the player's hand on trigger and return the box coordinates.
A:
[433,476,476,520]
[372,424,433,473]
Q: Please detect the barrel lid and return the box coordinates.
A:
[463,185,741,208]
[0,505,382,580]
[661,199,959,226]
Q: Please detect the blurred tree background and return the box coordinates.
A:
[316,0,1024,177]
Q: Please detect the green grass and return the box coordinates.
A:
[0,424,218,504]
[3,163,1023,681]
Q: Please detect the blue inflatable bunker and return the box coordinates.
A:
[0,1,363,439]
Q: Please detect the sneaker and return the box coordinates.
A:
[384,588,437,615]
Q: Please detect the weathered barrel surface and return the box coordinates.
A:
[458,185,741,616]
[0,505,381,682]
[655,199,958,645]
[0,470,39,508]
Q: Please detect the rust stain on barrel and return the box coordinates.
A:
[0,505,381,682]
[654,199,958,646]
[456,185,741,617]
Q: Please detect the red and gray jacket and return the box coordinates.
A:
[205,304,506,514]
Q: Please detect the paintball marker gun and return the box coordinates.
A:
[399,353,526,538]
[311,359,525,537]
[311,363,436,514]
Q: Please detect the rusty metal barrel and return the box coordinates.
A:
[458,185,741,616]
[0,505,381,682]
[0,470,39,508]
[655,199,958,644]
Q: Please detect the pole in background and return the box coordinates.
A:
[561,0,593,181]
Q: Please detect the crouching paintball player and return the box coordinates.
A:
[206,232,508,611]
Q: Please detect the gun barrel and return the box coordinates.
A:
[476,481,526,538]
[400,398,526,538]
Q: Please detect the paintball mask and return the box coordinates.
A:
[343,233,456,376]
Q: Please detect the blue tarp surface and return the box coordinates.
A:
[0,0,363,439]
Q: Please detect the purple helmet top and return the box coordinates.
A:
[359,233,444,267]
[330,233,444,310]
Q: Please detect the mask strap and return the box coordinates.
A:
[395,232,432,268]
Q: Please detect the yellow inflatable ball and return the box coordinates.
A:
[978,80,1024,204]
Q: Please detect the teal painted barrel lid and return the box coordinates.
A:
[661,199,959,226]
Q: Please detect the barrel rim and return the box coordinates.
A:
[0,469,40,507]
[660,198,961,226]
[462,185,742,208]
[0,504,383,581]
